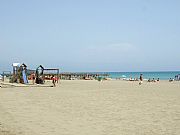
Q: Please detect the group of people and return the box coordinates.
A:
[148,78,160,82]
[30,73,58,87]
[139,74,161,85]
[175,74,180,81]
[129,78,139,81]
[168,74,180,82]
[169,78,174,82]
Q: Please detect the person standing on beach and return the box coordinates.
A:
[30,72,35,84]
[139,74,143,85]
[51,75,56,87]
[32,73,35,85]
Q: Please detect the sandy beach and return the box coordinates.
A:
[0,80,180,135]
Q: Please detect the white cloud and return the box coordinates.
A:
[104,43,137,53]
[80,42,141,63]
[86,42,137,53]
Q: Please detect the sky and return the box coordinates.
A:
[0,0,180,72]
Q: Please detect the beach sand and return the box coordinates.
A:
[0,80,180,135]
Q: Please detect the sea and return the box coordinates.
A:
[94,71,180,80]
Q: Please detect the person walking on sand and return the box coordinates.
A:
[31,73,35,85]
[51,75,56,87]
[139,74,143,85]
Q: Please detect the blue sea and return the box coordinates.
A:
[96,71,180,80]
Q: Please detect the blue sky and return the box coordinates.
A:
[0,0,180,72]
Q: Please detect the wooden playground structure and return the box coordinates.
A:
[10,63,28,84]
[0,63,60,87]
[35,65,59,84]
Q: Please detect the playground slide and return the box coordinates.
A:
[22,70,28,84]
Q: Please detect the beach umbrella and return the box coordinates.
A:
[122,75,126,78]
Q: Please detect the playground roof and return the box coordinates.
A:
[12,63,20,67]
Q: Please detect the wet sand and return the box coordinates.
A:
[0,80,180,135]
